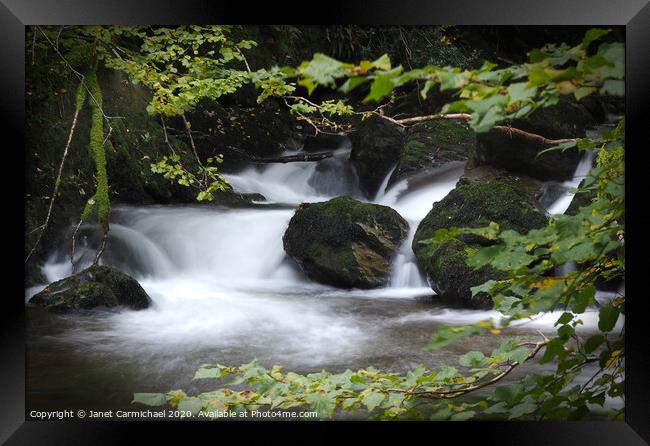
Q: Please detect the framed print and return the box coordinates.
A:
[3,0,649,443]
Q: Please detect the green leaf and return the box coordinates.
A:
[371,54,391,71]
[580,28,611,50]
[429,406,453,421]
[305,393,336,417]
[470,280,498,297]
[507,347,531,364]
[132,393,167,406]
[339,76,367,94]
[539,338,567,364]
[555,312,574,326]
[193,366,220,380]
[484,401,509,414]
[508,402,537,419]
[571,284,596,314]
[350,375,366,384]
[426,324,488,350]
[507,82,537,104]
[583,334,605,354]
[363,391,386,412]
[459,351,487,367]
[493,384,524,405]
[450,410,475,421]
[364,74,395,102]
[598,304,620,332]
[300,53,346,88]
[178,397,203,415]
[600,79,624,96]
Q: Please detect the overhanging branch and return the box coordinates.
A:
[393,113,577,145]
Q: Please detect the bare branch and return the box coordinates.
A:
[388,339,548,400]
[392,113,577,145]
[25,94,82,263]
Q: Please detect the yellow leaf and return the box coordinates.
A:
[528,277,564,289]
[556,81,575,94]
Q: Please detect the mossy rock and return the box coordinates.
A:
[283,196,409,288]
[458,164,543,202]
[29,265,151,312]
[349,115,404,198]
[388,120,475,187]
[473,98,596,181]
[412,180,548,308]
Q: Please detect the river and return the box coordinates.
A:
[25,131,622,415]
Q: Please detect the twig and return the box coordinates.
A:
[388,339,548,400]
[35,26,124,131]
[25,89,83,263]
[181,114,207,186]
[93,231,109,265]
[70,218,84,273]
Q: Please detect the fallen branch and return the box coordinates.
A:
[224,145,334,163]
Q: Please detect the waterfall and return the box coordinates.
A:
[378,161,466,289]
[224,147,362,205]
[543,116,621,216]
[544,150,595,215]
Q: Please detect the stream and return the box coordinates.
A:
[25,128,623,415]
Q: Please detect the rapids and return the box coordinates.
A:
[26,131,621,412]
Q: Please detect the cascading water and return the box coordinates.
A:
[377,161,467,289]
[27,139,619,411]
[542,116,623,281]
[543,115,622,216]
[224,148,363,205]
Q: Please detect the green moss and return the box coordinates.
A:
[29,265,151,311]
[86,68,110,233]
[390,120,474,185]
[283,196,408,288]
[414,181,547,244]
[412,180,548,308]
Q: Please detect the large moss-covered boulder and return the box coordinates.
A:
[283,196,409,288]
[350,116,404,198]
[388,120,475,187]
[412,181,548,308]
[473,98,595,181]
[29,265,151,312]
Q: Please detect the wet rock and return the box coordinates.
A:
[29,265,151,312]
[387,120,475,187]
[412,181,548,308]
[350,115,404,198]
[303,133,350,152]
[473,98,595,181]
[458,164,543,202]
[283,196,409,288]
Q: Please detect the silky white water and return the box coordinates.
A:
[27,143,618,411]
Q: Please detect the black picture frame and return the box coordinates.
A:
[3,0,649,443]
